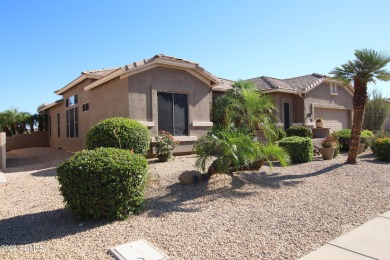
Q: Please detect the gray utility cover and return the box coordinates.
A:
[109,240,169,260]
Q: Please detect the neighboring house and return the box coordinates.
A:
[213,73,354,131]
[38,54,222,152]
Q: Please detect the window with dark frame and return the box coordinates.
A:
[66,108,78,138]
[66,94,78,107]
[157,92,188,136]
[57,113,60,137]
[48,115,52,138]
[82,103,89,112]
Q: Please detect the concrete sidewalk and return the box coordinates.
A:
[300,211,390,260]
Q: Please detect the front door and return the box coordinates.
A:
[283,102,291,130]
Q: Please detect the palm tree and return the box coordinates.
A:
[17,112,32,134]
[330,49,390,164]
[0,113,13,136]
[212,80,278,141]
[29,114,40,133]
[0,109,33,135]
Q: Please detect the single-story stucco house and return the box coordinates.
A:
[38,54,223,153]
[214,73,354,132]
[38,54,354,153]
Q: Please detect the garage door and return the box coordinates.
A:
[314,108,350,131]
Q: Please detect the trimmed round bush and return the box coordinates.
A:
[279,136,313,163]
[57,148,148,220]
[371,138,390,162]
[86,117,150,155]
[285,126,313,138]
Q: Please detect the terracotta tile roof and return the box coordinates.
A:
[248,73,327,92]
[212,77,234,92]
[283,73,326,91]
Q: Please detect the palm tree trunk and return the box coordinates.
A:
[347,78,368,164]
[30,120,35,133]
[1,125,12,137]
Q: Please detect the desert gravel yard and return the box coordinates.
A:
[1,147,390,259]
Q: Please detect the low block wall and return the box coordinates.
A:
[0,133,6,170]
[6,131,49,152]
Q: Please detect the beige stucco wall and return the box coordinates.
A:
[46,66,213,152]
[6,131,49,152]
[127,66,212,137]
[48,76,129,151]
[271,92,304,125]
[304,82,353,123]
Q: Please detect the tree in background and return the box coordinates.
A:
[0,108,34,136]
[330,49,390,164]
[363,87,390,132]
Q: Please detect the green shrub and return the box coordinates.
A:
[371,138,390,162]
[86,117,150,155]
[335,129,372,151]
[279,136,313,163]
[57,148,148,220]
[275,128,286,141]
[285,126,313,138]
[362,130,374,137]
[155,130,179,162]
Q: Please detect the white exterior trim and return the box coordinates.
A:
[150,136,198,143]
[138,121,155,127]
[192,122,213,127]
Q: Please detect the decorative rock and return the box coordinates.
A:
[178,171,210,185]
[178,171,202,185]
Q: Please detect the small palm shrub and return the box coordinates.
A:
[371,138,390,162]
[155,131,179,162]
[57,148,148,220]
[279,136,313,163]
[86,117,150,155]
[194,127,289,175]
[285,126,313,138]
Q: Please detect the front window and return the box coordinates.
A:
[66,107,79,138]
[66,94,78,107]
[157,92,188,136]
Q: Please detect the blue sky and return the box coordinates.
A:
[1,0,390,114]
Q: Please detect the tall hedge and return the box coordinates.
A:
[279,136,313,163]
[285,126,313,138]
[86,117,150,155]
[57,148,148,220]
